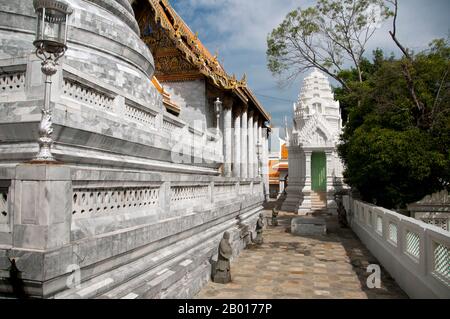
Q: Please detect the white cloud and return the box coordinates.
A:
[171,0,450,127]
[174,0,312,52]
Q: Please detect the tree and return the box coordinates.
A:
[337,42,450,209]
[266,0,391,90]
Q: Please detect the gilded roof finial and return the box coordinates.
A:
[240,73,247,85]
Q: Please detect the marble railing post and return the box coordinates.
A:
[233,109,241,178]
[304,150,312,192]
[247,110,254,179]
[223,102,233,177]
[11,164,72,250]
[240,106,248,179]
[325,150,337,213]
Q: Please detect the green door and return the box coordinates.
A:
[311,152,326,191]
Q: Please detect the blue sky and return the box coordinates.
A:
[171,0,450,128]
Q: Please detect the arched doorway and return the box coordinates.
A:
[311,151,327,211]
[311,152,326,192]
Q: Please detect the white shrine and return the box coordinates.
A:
[282,69,345,215]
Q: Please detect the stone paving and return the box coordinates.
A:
[196,211,408,299]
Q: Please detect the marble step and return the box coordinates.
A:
[55,207,262,299]
[104,243,214,299]
[54,216,231,299]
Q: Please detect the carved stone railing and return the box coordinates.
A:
[72,185,160,220]
[70,179,262,236]
[213,183,236,201]
[170,184,210,210]
[163,115,184,135]
[0,72,26,94]
[63,78,115,112]
[239,182,252,195]
[0,184,9,231]
[420,218,449,232]
[125,101,158,129]
[344,196,450,299]
[408,190,450,232]
[253,181,262,194]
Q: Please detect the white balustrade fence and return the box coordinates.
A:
[72,180,262,222]
[125,103,157,128]
[0,186,9,228]
[63,78,114,112]
[239,183,252,195]
[0,72,25,93]
[344,196,450,299]
[170,185,210,210]
[214,183,236,201]
[163,118,182,136]
[72,186,160,220]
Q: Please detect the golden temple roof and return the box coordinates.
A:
[142,0,271,121]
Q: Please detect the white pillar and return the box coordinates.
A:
[257,121,263,178]
[253,116,258,178]
[326,150,337,214]
[223,104,232,177]
[263,127,270,200]
[247,110,254,179]
[240,107,248,179]
[295,150,313,214]
[233,110,241,178]
[304,150,312,192]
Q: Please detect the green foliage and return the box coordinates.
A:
[338,41,450,208]
[266,0,391,87]
[267,0,449,209]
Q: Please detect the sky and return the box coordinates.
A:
[170,0,450,129]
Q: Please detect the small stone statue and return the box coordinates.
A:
[255,213,264,244]
[212,231,232,284]
[335,193,348,228]
[272,207,279,226]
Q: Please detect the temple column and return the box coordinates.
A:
[325,150,337,214]
[297,150,313,214]
[263,127,270,200]
[240,107,248,179]
[253,115,259,178]
[233,109,241,178]
[257,120,263,177]
[223,102,232,177]
[304,151,312,191]
[247,110,254,179]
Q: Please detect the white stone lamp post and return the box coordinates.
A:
[214,97,222,133]
[32,0,72,162]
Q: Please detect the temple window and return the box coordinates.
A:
[313,103,322,113]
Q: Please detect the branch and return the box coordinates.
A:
[388,0,411,61]
[431,66,449,118]
[388,0,424,114]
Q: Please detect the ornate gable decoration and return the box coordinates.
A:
[298,113,334,146]
[139,0,247,90]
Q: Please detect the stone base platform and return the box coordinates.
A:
[291,217,327,236]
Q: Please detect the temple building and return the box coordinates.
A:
[282,69,345,215]
[268,128,288,198]
[0,0,270,298]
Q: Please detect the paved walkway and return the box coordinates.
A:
[196,211,407,299]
